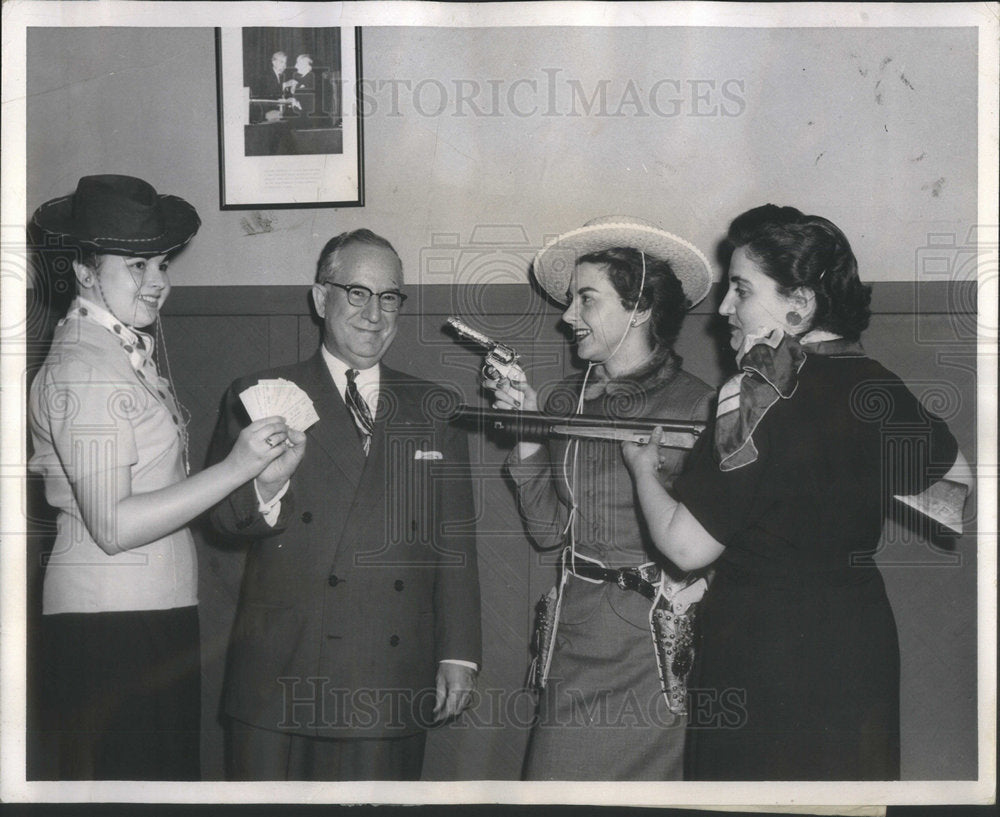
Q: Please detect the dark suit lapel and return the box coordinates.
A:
[296,353,367,487]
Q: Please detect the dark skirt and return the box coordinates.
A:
[684,567,900,781]
[33,605,201,780]
[524,576,686,780]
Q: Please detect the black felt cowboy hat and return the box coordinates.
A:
[31,174,201,257]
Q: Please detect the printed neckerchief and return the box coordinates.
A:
[64,298,190,472]
[714,328,861,471]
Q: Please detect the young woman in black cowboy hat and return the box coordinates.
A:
[28,175,306,780]
[623,204,972,780]
[487,216,715,780]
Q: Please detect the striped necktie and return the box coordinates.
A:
[345,368,374,454]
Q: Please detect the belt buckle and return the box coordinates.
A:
[616,568,631,591]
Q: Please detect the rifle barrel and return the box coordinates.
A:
[450,404,705,439]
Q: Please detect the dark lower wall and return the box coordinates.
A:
[26,281,978,780]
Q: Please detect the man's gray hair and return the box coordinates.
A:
[315,229,401,284]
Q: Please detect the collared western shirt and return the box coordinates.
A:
[28,299,197,614]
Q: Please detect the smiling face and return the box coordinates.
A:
[719,245,801,352]
[76,254,171,328]
[560,261,639,365]
[311,242,402,370]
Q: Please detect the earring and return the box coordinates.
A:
[785,311,802,326]
[630,318,638,326]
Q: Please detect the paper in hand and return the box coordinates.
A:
[239,378,320,433]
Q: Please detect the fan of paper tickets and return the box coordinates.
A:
[239,378,320,433]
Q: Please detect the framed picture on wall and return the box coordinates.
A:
[215,26,364,208]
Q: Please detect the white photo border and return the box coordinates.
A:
[1,1,996,809]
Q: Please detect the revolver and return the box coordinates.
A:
[446,317,526,398]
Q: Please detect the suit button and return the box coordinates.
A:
[394,580,404,592]
[327,574,341,587]
[389,635,400,647]
[301,512,312,523]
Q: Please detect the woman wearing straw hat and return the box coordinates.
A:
[621,205,971,779]
[487,216,715,780]
[28,175,306,779]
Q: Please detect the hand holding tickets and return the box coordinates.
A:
[240,379,320,434]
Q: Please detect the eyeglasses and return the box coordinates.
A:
[322,282,407,312]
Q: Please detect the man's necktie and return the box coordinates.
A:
[345,368,374,455]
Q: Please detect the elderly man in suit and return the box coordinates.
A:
[285,53,319,121]
[209,229,481,780]
[251,51,291,123]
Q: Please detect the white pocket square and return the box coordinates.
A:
[414,450,443,460]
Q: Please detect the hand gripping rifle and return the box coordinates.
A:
[451,404,705,450]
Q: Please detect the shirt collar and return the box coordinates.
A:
[583,345,680,401]
[799,329,842,344]
[65,297,155,368]
[321,345,381,408]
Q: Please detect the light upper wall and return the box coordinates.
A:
[26,25,977,285]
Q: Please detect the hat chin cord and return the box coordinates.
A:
[574,248,648,410]
[88,261,192,471]
[90,260,149,330]
[561,250,648,548]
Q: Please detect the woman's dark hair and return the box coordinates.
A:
[577,247,687,350]
[727,204,872,340]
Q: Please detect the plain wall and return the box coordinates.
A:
[26,26,977,285]
[22,24,980,782]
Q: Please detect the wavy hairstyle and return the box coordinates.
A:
[727,204,872,339]
[576,247,688,350]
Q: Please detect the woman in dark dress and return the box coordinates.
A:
[623,204,971,780]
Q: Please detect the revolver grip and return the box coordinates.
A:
[482,359,526,400]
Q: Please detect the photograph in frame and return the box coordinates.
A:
[216,25,363,208]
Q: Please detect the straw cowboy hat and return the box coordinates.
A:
[31,174,201,257]
[532,215,713,308]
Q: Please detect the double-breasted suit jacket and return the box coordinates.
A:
[209,353,482,739]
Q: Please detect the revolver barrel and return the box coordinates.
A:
[446,317,494,349]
